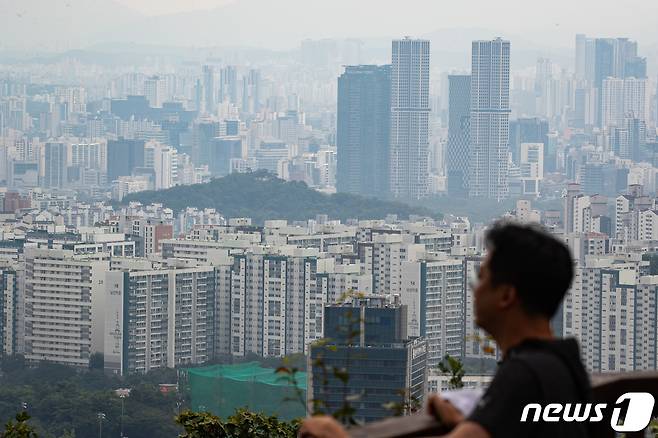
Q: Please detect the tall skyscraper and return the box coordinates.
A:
[594,37,644,126]
[625,57,647,79]
[575,34,596,84]
[468,38,511,201]
[594,38,616,89]
[575,34,587,82]
[194,79,203,112]
[336,65,391,197]
[210,136,243,177]
[202,65,216,113]
[390,38,430,200]
[43,142,67,189]
[446,75,471,197]
[594,38,639,88]
[241,69,261,114]
[220,66,238,104]
[508,118,549,169]
[107,139,145,181]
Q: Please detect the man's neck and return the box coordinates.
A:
[496,318,554,358]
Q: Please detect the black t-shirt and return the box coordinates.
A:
[467,338,591,438]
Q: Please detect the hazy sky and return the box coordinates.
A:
[113,0,233,15]
[3,0,658,52]
[111,0,658,49]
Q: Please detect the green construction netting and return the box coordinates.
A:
[186,362,307,420]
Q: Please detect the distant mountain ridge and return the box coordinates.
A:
[5,0,655,55]
[121,171,438,224]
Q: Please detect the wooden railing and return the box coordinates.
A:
[347,372,658,438]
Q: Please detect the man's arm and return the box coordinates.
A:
[428,395,490,438]
[447,422,491,438]
[298,415,490,438]
[298,416,349,438]
[299,396,492,438]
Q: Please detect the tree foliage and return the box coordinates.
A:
[176,409,300,438]
[438,354,465,390]
[0,356,182,438]
[123,170,437,223]
[2,412,38,438]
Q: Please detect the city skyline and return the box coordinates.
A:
[2,2,658,434]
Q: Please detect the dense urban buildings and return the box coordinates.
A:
[1,13,658,433]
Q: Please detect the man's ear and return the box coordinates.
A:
[497,285,517,310]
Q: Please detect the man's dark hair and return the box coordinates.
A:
[485,221,574,318]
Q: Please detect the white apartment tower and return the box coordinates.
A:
[601,77,647,128]
[562,258,658,373]
[389,38,430,200]
[99,265,216,375]
[400,254,464,367]
[468,38,511,201]
[24,248,109,367]
[144,76,166,108]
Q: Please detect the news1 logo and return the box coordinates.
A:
[520,392,655,432]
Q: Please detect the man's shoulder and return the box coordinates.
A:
[501,339,591,400]
[491,355,544,388]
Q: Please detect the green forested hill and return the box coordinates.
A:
[123,171,437,224]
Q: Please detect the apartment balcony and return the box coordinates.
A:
[347,371,658,438]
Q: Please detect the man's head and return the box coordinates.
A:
[473,221,574,335]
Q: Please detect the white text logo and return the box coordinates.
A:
[520,392,655,432]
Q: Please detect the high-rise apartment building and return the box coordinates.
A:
[0,262,21,356]
[358,234,424,296]
[144,75,166,108]
[468,38,511,200]
[563,258,658,373]
[43,142,67,189]
[101,264,216,375]
[24,248,109,367]
[69,141,105,172]
[601,77,648,128]
[336,65,391,197]
[400,253,464,367]
[144,141,177,190]
[390,38,430,200]
[611,116,646,162]
[446,75,471,197]
[216,247,327,358]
